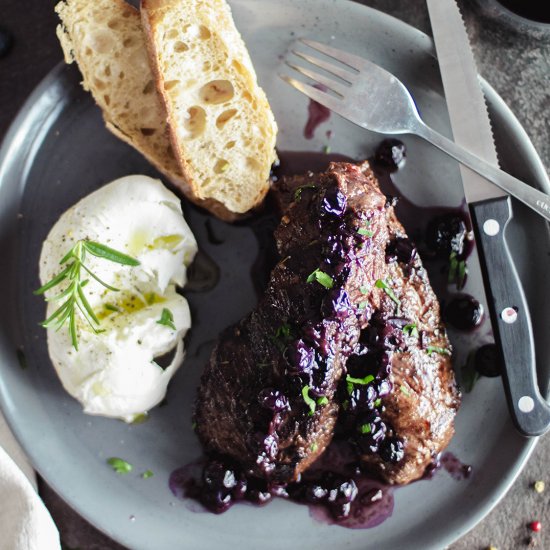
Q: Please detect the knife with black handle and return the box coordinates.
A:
[427,0,550,435]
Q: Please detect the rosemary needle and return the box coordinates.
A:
[35,240,140,350]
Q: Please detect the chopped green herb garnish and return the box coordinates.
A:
[191,421,197,431]
[400,385,411,397]
[302,385,316,416]
[375,279,400,311]
[131,413,149,425]
[457,259,468,289]
[317,396,329,406]
[34,240,140,350]
[275,324,292,339]
[358,301,368,310]
[358,227,374,237]
[342,400,350,410]
[374,398,382,408]
[306,269,334,289]
[16,348,27,370]
[323,145,332,154]
[359,423,372,434]
[448,252,468,290]
[402,323,419,338]
[311,442,319,452]
[107,457,133,474]
[157,308,176,330]
[426,346,451,356]
[460,350,480,393]
[346,374,375,386]
[142,470,154,479]
[360,286,368,295]
[294,184,317,201]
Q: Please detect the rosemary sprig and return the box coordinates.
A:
[34,240,140,350]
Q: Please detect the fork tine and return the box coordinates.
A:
[301,39,370,72]
[285,62,348,97]
[279,74,343,112]
[292,50,356,84]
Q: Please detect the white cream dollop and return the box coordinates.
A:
[38,175,198,422]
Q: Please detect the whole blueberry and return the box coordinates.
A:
[322,288,352,318]
[287,340,316,377]
[258,388,290,412]
[374,139,407,172]
[445,295,484,331]
[379,437,405,463]
[475,343,501,378]
[386,237,417,266]
[426,214,468,258]
[320,187,347,217]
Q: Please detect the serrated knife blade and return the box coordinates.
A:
[427,0,550,436]
[427,0,504,202]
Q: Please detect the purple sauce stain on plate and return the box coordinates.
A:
[303,85,331,139]
[440,452,472,481]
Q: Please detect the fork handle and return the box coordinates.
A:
[415,122,550,222]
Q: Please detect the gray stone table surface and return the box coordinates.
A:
[0,0,548,549]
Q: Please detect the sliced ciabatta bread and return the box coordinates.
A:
[55,0,240,221]
[141,0,278,214]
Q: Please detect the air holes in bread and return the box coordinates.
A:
[216,109,237,130]
[183,106,206,139]
[199,80,234,104]
[140,128,156,136]
[214,159,230,174]
[232,59,246,75]
[174,41,189,53]
[166,28,179,39]
[199,26,211,40]
[164,80,180,91]
[225,141,236,149]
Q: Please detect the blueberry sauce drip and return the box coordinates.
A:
[303,86,331,139]
[170,443,395,528]
[440,452,472,480]
[445,295,484,331]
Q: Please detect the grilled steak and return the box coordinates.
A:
[195,160,460,491]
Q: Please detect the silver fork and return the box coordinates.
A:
[282,39,550,223]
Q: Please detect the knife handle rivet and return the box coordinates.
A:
[501,307,518,324]
[483,219,500,237]
[518,395,535,413]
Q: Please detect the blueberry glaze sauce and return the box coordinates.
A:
[169,442,395,528]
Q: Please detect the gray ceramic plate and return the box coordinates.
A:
[1,1,549,549]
